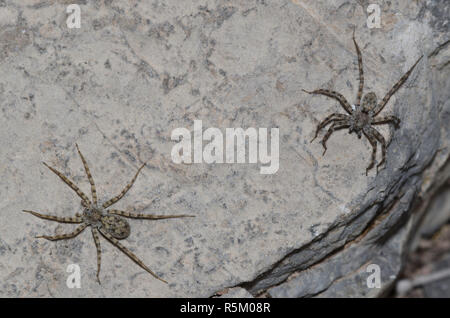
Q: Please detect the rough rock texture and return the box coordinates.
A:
[0,1,448,297]
[218,287,253,298]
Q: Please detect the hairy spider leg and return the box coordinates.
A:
[311,113,349,142]
[21,210,83,223]
[302,89,353,115]
[102,163,146,209]
[108,209,195,220]
[372,115,401,129]
[320,121,350,155]
[36,223,88,241]
[363,130,378,175]
[353,29,364,106]
[370,127,387,172]
[91,228,102,284]
[43,162,91,204]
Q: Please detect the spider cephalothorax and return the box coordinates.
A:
[81,204,131,239]
[22,144,194,283]
[303,31,422,174]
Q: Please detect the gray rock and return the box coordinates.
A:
[423,254,450,298]
[0,0,448,297]
[218,287,254,298]
[416,187,450,239]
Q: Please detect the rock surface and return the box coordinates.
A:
[0,0,448,297]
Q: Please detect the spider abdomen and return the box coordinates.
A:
[82,206,103,225]
[100,215,131,239]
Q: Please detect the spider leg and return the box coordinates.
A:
[108,209,195,220]
[362,130,378,175]
[43,162,91,205]
[372,115,401,129]
[21,210,83,223]
[91,228,102,284]
[311,113,349,142]
[302,89,353,115]
[98,228,168,284]
[102,163,146,209]
[370,127,387,172]
[373,55,423,116]
[353,29,364,106]
[36,223,88,241]
[76,144,98,206]
[320,121,350,155]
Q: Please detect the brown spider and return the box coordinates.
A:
[22,144,194,284]
[303,31,422,174]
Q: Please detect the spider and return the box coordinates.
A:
[22,144,194,284]
[303,31,422,174]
